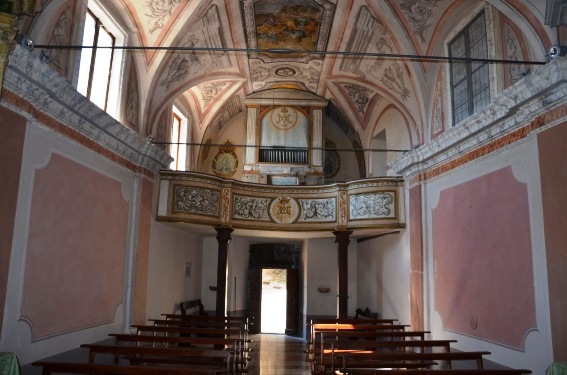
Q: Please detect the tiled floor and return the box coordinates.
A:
[246,333,311,375]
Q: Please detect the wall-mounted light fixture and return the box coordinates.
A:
[18,35,34,51]
[317,286,330,293]
[547,45,567,60]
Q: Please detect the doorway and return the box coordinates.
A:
[261,269,287,333]
[246,243,302,336]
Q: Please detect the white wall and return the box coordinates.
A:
[200,236,218,311]
[227,236,250,313]
[199,235,250,314]
[304,238,358,317]
[146,222,203,319]
[357,231,410,324]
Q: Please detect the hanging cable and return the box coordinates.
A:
[33,43,546,65]
[150,141,410,153]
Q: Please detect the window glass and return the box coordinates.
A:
[77,2,124,118]
[449,11,489,125]
[170,106,188,171]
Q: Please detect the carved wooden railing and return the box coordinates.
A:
[157,171,405,232]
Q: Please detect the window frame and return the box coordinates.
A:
[170,105,189,171]
[77,0,126,119]
[448,10,490,125]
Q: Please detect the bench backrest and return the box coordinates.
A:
[32,362,220,375]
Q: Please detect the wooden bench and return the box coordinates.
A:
[151,318,246,329]
[314,339,458,373]
[312,329,430,362]
[309,322,408,359]
[109,333,250,367]
[81,344,234,373]
[131,325,245,339]
[162,314,248,323]
[110,333,245,348]
[160,315,249,340]
[331,351,492,373]
[333,370,532,375]
[32,361,222,374]
[355,308,379,320]
[308,319,398,349]
[179,298,207,316]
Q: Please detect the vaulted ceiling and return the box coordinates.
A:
[101,0,549,144]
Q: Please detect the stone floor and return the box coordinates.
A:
[246,333,312,375]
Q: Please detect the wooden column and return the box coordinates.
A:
[334,230,352,319]
[215,227,233,317]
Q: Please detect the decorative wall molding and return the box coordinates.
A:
[392,58,567,182]
[3,45,172,174]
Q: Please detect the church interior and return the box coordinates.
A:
[1,0,566,374]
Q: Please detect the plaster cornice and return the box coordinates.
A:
[2,45,172,174]
[391,58,567,180]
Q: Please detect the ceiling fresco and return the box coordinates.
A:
[108,0,550,144]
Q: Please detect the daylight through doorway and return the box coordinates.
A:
[260,269,287,334]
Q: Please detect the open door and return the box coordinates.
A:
[285,268,300,336]
[246,267,262,334]
[246,243,301,336]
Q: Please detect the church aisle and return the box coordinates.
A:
[247,333,311,375]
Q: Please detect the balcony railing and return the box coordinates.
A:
[259,147,308,164]
[157,171,405,233]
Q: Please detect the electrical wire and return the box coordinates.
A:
[150,141,410,153]
[34,44,546,65]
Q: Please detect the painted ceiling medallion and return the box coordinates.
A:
[274,66,298,77]
[212,141,238,177]
[271,106,298,130]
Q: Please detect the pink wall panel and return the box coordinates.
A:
[0,108,27,339]
[21,153,128,339]
[132,178,153,325]
[432,166,536,350]
[409,185,424,331]
[538,121,567,361]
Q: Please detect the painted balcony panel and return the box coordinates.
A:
[157,171,405,233]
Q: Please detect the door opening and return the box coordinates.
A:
[260,269,287,334]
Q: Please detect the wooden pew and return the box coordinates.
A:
[109,333,249,368]
[80,344,233,373]
[179,299,207,316]
[312,329,430,364]
[32,361,221,374]
[324,339,457,353]
[162,314,248,323]
[151,318,246,329]
[131,325,245,339]
[331,351,492,373]
[333,370,532,375]
[309,322,408,360]
[158,316,249,341]
[308,319,398,351]
[110,333,244,348]
[312,323,409,345]
[314,339,457,373]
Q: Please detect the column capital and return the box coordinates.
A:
[333,230,353,246]
[215,226,233,244]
